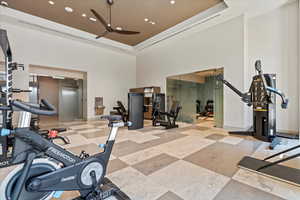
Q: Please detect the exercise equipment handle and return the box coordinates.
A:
[217,74,251,105]
[266,87,289,109]
[11,99,57,116]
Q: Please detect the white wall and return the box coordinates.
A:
[0,22,136,119]
[136,16,247,129]
[247,1,299,132]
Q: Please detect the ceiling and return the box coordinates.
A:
[2,0,223,46]
[168,69,223,84]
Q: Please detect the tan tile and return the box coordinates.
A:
[112,140,145,157]
[127,133,160,144]
[107,159,129,174]
[156,191,184,200]
[181,129,212,138]
[183,142,257,177]
[142,132,186,149]
[108,167,168,200]
[77,128,103,134]
[70,124,95,130]
[220,136,244,145]
[120,147,163,165]
[206,134,226,141]
[194,126,212,131]
[233,169,300,200]
[81,130,107,139]
[132,153,178,176]
[214,180,285,200]
[154,136,215,159]
[149,160,230,200]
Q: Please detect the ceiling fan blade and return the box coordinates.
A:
[113,29,140,35]
[95,31,108,39]
[90,9,110,30]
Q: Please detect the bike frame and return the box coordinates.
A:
[5,111,123,199]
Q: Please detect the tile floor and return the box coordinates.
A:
[1,120,300,200]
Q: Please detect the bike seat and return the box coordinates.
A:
[101,115,122,122]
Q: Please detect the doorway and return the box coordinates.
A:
[29,75,85,124]
[167,68,223,128]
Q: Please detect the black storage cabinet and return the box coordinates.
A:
[128,93,144,130]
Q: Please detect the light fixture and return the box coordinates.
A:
[170,0,176,4]
[89,17,97,22]
[150,21,156,25]
[65,7,73,13]
[0,1,8,7]
[144,18,149,22]
[116,27,122,31]
[48,1,54,5]
[82,13,87,17]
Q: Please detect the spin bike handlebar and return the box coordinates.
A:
[101,115,132,127]
[11,99,57,116]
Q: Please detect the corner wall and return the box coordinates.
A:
[0,22,136,119]
[136,16,247,129]
[247,0,299,132]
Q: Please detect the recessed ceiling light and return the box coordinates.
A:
[116,27,122,31]
[144,18,149,22]
[48,1,54,5]
[89,17,97,22]
[65,7,73,13]
[170,0,176,4]
[82,13,87,17]
[0,1,8,7]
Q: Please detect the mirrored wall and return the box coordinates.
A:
[167,68,224,128]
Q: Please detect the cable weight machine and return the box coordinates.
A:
[217,60,298,149]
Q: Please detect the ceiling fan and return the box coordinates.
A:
[91,0,140,39]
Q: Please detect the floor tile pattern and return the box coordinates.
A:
[1,119,298,200]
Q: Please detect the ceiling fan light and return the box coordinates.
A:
[82,13,87,17]
[116,27,122,31]
[0,1,8,7]
[48,1,55,5]
[89,17,97,22]
[170,0,176,4]
[65,7,73,13]
[144,18,149,22]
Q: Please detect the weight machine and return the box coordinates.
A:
[217,60,297,149]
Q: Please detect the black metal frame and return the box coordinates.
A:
[153,101,181,129]
[217,60,297,149]
[113,101,128,122]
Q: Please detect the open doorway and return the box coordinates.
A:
[167,68,223,128]
[29,65,87,126]
[29,75,85,124]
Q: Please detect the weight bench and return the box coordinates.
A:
[153,101,181,129]
[113,101,128,122]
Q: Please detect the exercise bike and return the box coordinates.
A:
[0,99,131,200]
